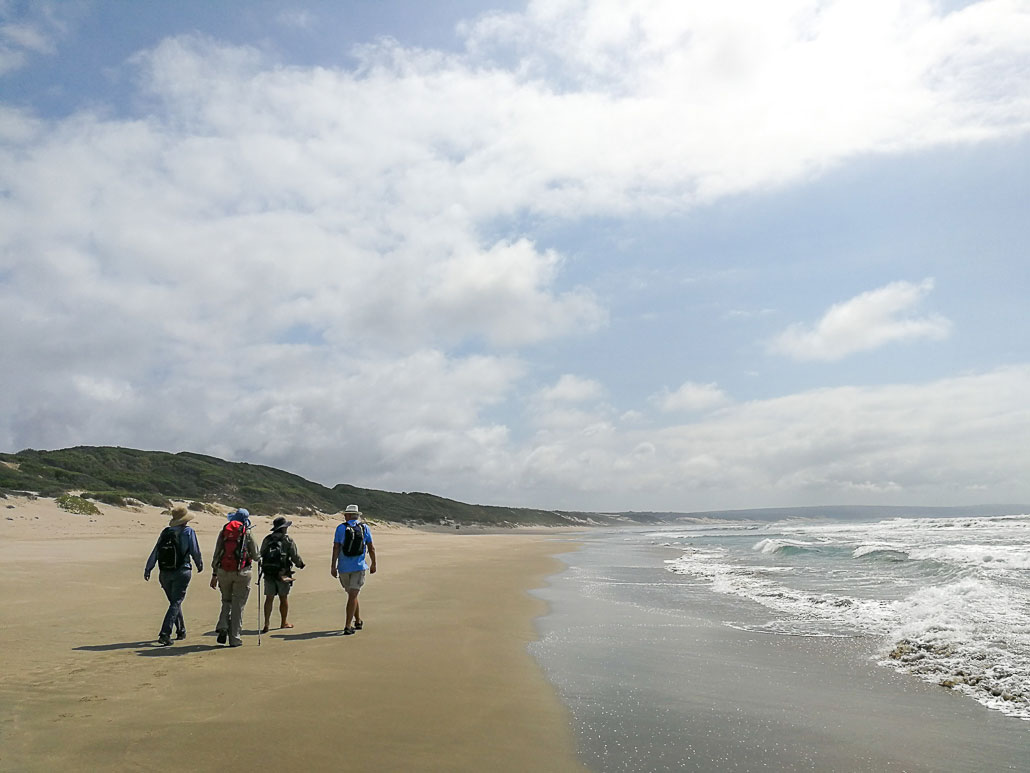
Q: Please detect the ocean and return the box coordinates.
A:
[531,514,1030,772]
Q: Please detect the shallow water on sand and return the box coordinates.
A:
[531,522,1029,772]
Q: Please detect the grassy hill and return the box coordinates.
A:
[7,446,1019,527]
[0,446,619,526]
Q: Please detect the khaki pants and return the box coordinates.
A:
[215,567,252,646]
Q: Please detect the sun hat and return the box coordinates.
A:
[228,507,250,520]
[344,504,362,517]
[271,516,292,532]
[168,506,194,527]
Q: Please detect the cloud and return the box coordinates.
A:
[769,279,952,361]
[461,0,1030,204]
[537,375,605,403]
[2,4,1030,510]
[654,381,730,413]
[0,1,64,76]
[513,367,1030,510]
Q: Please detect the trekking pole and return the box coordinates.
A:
[256,559,262,647]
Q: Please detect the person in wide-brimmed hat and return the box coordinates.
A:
[144,505,204,646]
[259,515,306,632]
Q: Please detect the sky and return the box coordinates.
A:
[1,0,1028,512]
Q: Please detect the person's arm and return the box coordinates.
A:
[287,536,305,569]
[144,536,160,580]
[187,527,203,573]
[366,542,377,574]
[247,531,260,570]
[210,530,224,588]
[331,542,341,578]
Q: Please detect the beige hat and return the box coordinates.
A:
[168,506,194,527]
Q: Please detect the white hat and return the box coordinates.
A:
[344,504,362,516]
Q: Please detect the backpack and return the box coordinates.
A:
[341,522,367,558]
[219,520,251,571]
[156,527,181,571]
[261,533,290,575]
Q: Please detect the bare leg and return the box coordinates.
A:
[345,589,360,629]
[263,594,274,632]
[279,594,291,628]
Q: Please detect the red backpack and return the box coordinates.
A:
[219,520,251,571]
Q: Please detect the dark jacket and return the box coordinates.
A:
[259,531,305,573]
[145,525,203,575]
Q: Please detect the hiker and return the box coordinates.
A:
[144,505,204,646]
[331,504,376,635]
[209,507,259,647]
[260,516,306,632]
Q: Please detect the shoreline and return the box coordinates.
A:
[532,530,1029,772]
[0,497,586,771]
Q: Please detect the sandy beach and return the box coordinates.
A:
[0,496,585,772]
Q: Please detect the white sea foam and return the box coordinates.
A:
[908,544,1030,571]
[884,578,1030,720]
[752,538,820,555]
[852,543,909,559]
[664,514,1030,721]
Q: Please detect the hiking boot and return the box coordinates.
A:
[175,630,187,640]
[158,633,173,646]
[216,630,227,644]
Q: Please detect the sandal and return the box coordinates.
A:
[343,627,356,635]
[354,620,363,630]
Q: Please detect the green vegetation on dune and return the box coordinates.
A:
[0,446,607,526]
[55,494,101,516]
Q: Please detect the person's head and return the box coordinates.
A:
[344,504,361,521]
[271,515,292,532]
[229,507,251,526]
[168,506,193,528]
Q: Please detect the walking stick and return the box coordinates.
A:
[256,559,262,647]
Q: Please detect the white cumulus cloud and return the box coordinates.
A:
[769,279,952,361]
[655,381,731,413]
[537,375,605,403]
[2,2,1029,510]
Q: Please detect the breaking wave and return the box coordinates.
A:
[663,514,1030,721]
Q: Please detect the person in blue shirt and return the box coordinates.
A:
[331,504,377,635]
[144,505,204,646]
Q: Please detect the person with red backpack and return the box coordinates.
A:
[209,508,260,647]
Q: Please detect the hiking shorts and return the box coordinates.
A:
[263,575,293,596]
[338,571,366,591]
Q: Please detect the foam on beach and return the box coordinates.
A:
[661,514,1030,721]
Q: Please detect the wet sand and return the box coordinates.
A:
[0,497,585,772]
[532,533,1030,772]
